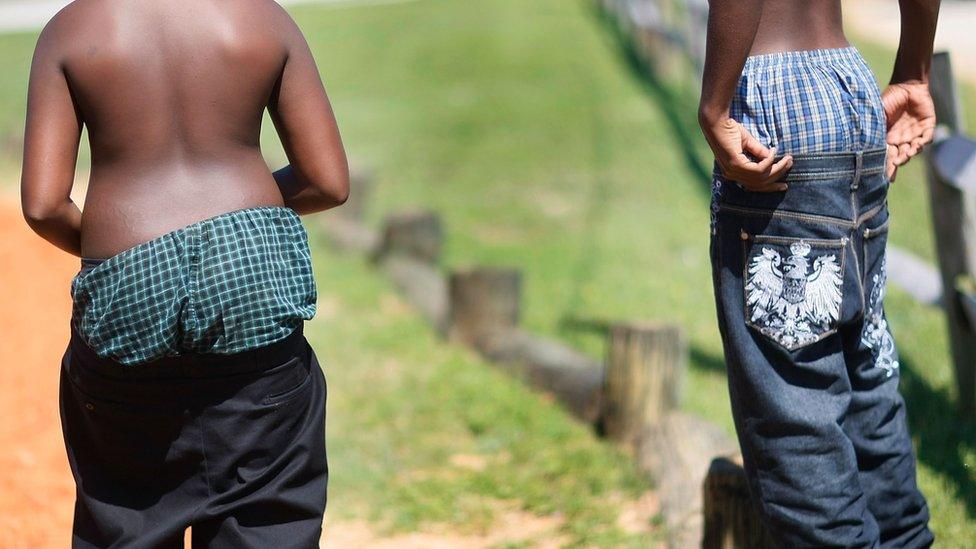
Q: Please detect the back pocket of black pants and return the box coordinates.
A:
[262,356,312,407]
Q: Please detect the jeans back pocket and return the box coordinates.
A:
[741,231,848,351]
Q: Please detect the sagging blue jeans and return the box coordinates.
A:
[709,148,933,547]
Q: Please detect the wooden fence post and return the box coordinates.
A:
[376,210,443,264]
[702,456,775,549]
[683,0,709,80]
[448,268,521,347]
[925,52,976,416]
[929,52,964,134]
[602,322,686,448]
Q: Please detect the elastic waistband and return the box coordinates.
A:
[714,147,887,183]
[69,322,307,379]
[742,46,865,72]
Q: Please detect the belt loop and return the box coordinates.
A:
[851,150,863,190]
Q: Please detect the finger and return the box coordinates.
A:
[737,156,793,191]
[897,142,913,165]
[885,145,898,180]
[886,142,902,167]
[907,140,920,157]
[729,148,778,178]
[919,125,935,145]
[739,125,771,159]
[761,154,793,184]
[754,147,777,173]
[889,141,908,165]
[911,136,927,153]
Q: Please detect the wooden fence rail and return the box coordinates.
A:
[317,185,769,545]
[925,52,976,416]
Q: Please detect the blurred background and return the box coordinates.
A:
[1,0,974,547]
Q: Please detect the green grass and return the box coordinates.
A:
[0,0,973,544]
[306,235,654,546]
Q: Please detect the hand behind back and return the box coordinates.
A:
[882,80,937,181]
[699,115,794,192]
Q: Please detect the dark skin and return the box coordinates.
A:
[699,0,941,191]
[21,0,350,259]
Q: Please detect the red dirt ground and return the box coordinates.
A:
[0,197,77,547]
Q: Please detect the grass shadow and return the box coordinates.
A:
[690,344,727,374]
[898,351,976,517]
[587,3,712,191]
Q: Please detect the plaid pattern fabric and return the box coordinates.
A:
[70,206,317,366]
[730,46,887,154]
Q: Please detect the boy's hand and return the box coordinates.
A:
[700,114,793,192]
[882,81,936,181]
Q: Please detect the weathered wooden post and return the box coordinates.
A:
[447,268,521,347]
[602,322,686,448]
[375,210,443,264]
[683,0,709,80]
[924,52,976,416]
[929,52,964,133]
[702,456,775,549]
[374,210,449,332]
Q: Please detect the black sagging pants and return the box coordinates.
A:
[59,323,327,548]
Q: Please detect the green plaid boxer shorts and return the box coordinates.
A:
[70,206,317,366]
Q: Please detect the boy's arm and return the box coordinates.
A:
[20,19,83,256]
[267,6,349,215]
[698,0,792,192]
[883,0,941,180]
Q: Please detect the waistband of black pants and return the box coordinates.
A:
[713,147,888,183]
[68,322,307,380]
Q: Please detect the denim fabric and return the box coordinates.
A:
[709,148,932,547]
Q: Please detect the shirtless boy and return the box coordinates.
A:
[700,1,939,546]
[21,1,348,546]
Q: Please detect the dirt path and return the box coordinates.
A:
[0,190,77,548]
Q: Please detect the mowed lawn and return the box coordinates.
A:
[0,0,973,545]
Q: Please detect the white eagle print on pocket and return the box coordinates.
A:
[745,240,843,350]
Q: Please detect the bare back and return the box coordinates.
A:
[751,0,848,55]
[22,0,347,258]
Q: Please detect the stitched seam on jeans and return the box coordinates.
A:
[783,166,884,182]
[720,204,853,228]
[855,203,885,227]
[748,233,847,247]
[863,217,889,240]
[722,204,850,226]
[850,234,867,314]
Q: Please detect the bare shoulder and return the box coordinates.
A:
[239,0,309,43]
[33,0,105,62]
